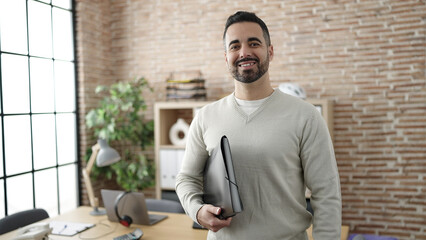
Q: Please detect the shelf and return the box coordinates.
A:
[159,145,186,150]
[154,101,212,199]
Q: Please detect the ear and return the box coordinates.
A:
[224,52,229,66]
[268,45,274,61]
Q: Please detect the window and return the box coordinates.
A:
[0,0,78,217]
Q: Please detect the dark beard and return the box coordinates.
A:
[231,56,269,84]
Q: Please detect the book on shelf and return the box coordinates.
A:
[166,77,206,101]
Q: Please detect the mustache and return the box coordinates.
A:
[235,57,259,66]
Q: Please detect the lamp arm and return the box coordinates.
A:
[82,143,101,208]
[86,143,100,175]
[82,169,97,208]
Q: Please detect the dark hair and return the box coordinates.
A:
[223,11,271,49]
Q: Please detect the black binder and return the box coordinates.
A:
[203,135,243,219]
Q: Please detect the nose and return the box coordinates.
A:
[239,44,252,59]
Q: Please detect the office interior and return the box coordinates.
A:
[0,0,424,239]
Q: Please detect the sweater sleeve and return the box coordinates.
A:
[300,108,342,240]
[175,111,209,224]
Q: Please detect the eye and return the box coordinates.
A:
[229,45,240,51]
[249,42,260,47]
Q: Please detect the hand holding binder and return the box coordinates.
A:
[203,135,243,219]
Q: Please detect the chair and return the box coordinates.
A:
[0,208,49,234]
[145,199,185,213]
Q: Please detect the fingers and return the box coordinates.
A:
[196,205,232,232]
[209,205,221,216]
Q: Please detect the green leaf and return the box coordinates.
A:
[121,102,132,111]
[95,85,107,93]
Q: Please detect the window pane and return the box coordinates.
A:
[35,169,58,217]
[58,164,77,213]
[0,180,4,218]
[4,116,32,175]
[56,113,76,165]
[54,61,75,112]
[7,174,33,214]
[0,0,77,219]
[30,58,55,113]
[1,54,30,114]
[32,114,57,169]
[52,0,71,10]
[0,119,3,178]
[0,0,28,54]
[52,8,73,61]
[28,0,52,58]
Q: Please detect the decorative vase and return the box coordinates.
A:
[169,118,190,146]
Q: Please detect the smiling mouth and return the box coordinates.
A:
[236,58,258,68]
[239,62,256,67]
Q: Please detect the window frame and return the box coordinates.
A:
[0,0,80,217]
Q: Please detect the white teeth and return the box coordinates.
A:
[240,63,254,67]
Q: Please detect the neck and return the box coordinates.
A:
[234,73,274,100]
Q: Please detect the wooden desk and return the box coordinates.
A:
[0,206,349,240]
[0,206,207,240]
[307,224,349,240]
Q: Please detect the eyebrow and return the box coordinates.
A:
[228,39,240,48]
[248,37,262,43]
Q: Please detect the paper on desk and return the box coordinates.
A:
[50,221,95,236]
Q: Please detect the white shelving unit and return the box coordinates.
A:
[154,101,211,199]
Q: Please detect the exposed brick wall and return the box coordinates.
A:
[75,0,119,207]
[75,0,426,239]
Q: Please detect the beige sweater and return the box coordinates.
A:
[176,90,341,240]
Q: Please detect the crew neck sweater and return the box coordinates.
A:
[176,90,341,240]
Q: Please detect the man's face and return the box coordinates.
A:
[224,22,273,84]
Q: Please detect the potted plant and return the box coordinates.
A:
[85,77,155,191]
